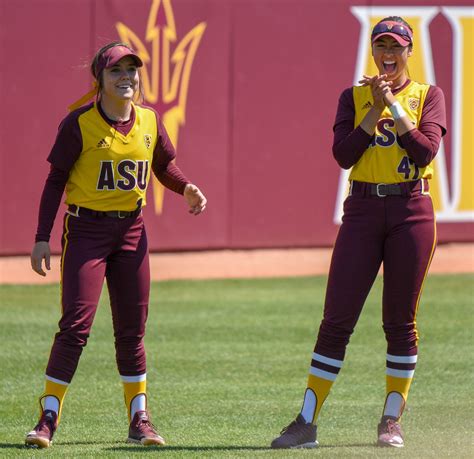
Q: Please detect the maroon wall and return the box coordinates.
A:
[1,0,472,255]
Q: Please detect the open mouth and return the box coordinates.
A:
[383,61,396,73]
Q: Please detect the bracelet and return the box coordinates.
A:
[389,101,407,120]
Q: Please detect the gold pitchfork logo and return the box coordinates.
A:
[116,0,206,214]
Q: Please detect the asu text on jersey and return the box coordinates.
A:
[351,81,430,184]
[65,103,157,211]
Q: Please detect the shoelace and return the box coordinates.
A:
[280,419,299,435]
[38,414,55,432]
[386,419,401,436]
[138,418,158,432]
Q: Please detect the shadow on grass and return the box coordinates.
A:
[0,444,26,450]
[105,443,375,452]
[0,441,377,452]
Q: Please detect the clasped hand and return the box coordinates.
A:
[358,74,396,109]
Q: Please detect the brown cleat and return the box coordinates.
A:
[271,414,318,449]
[25,409,57,448]
[127,410,165,446]
[377,416,404,448]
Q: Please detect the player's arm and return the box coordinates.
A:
[32,112,82,276]
[382,89,415,136]
[333,86,379,169]
[32,166,69,276]
[396,86,447,166]
[152,116,207,215]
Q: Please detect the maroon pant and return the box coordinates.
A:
[46,212,150,383]
[315,181,436,360]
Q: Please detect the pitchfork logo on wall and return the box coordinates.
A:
[116,0,206,214]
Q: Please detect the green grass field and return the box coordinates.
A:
[0,274,472,458]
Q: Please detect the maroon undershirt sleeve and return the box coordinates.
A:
[151,116,190,194]
[35,166,69,242]
[35,110,85,243]
[398,86,447,167]
[332,84,447,170]
[332,88,374,169]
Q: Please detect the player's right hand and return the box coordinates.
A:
[31,241,51,277]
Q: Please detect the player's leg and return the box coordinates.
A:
[105,216,164,446]
[26,213,110,448]
[379,194,436,447]
[304,195,385,423]
[272,195,385,448]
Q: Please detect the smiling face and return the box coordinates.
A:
[372,36,412,87]
[100,56,139,102]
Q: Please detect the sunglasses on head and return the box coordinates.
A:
[371,22,413,42]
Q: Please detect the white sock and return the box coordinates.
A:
[43,396,59,414]
[300,388,316,423]
[383,392,404,418]
[131,394,146,419]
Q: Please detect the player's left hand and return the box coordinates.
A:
[184,184,207,215]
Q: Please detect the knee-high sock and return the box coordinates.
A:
[301,353,343,424]
[39,376,69,424]
[383,353,417,419]
[121,374,147,421]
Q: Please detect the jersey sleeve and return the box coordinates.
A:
[332,87,374,169]
[151,113,190,194]
[419,85,447,136]
[35,165,69,242]
[399,85,447,167]
[47,109,84,172]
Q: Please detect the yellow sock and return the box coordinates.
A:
[384,353,417,419]
[39,377,69,424]
[301,353,343,424]
[122,375,147,421]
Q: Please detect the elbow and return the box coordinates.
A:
[332,148,353,170]
[411,151,436,168]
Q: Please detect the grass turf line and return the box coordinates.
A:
[0,274,472,458]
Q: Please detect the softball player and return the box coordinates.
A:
[25,42,207,448]
[272,16,446,448]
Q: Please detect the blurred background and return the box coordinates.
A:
[1,0,472,256]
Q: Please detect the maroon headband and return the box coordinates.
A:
[94,45,143,78]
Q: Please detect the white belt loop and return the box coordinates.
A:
[66,205,80,217]
[348,180,354,196]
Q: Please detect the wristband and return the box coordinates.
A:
[389,101,407,120]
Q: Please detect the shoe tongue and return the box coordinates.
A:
[137,411,148,421]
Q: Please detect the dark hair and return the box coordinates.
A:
[91,41,144,103]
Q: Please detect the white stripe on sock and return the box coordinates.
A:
[386,354,417,364]
[309,367,338,381]
[45,375,69,386]
[120,373,147,383]
[312,353,343,368]
[386,368,415,378]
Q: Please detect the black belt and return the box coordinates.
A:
[350,179,428,197]
[68,205,141,218]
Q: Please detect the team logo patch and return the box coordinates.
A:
[144,134,152,149]
[408,98,420,111]
[96,138,111,149]
[362,101,372,110]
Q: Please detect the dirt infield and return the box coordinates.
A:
[0,243,472,284]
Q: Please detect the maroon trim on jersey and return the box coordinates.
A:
[47,104,91,172]
[36,104,190,242]
[332,82,447,170]
[97,101,136,136]
[149,108,190,194]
